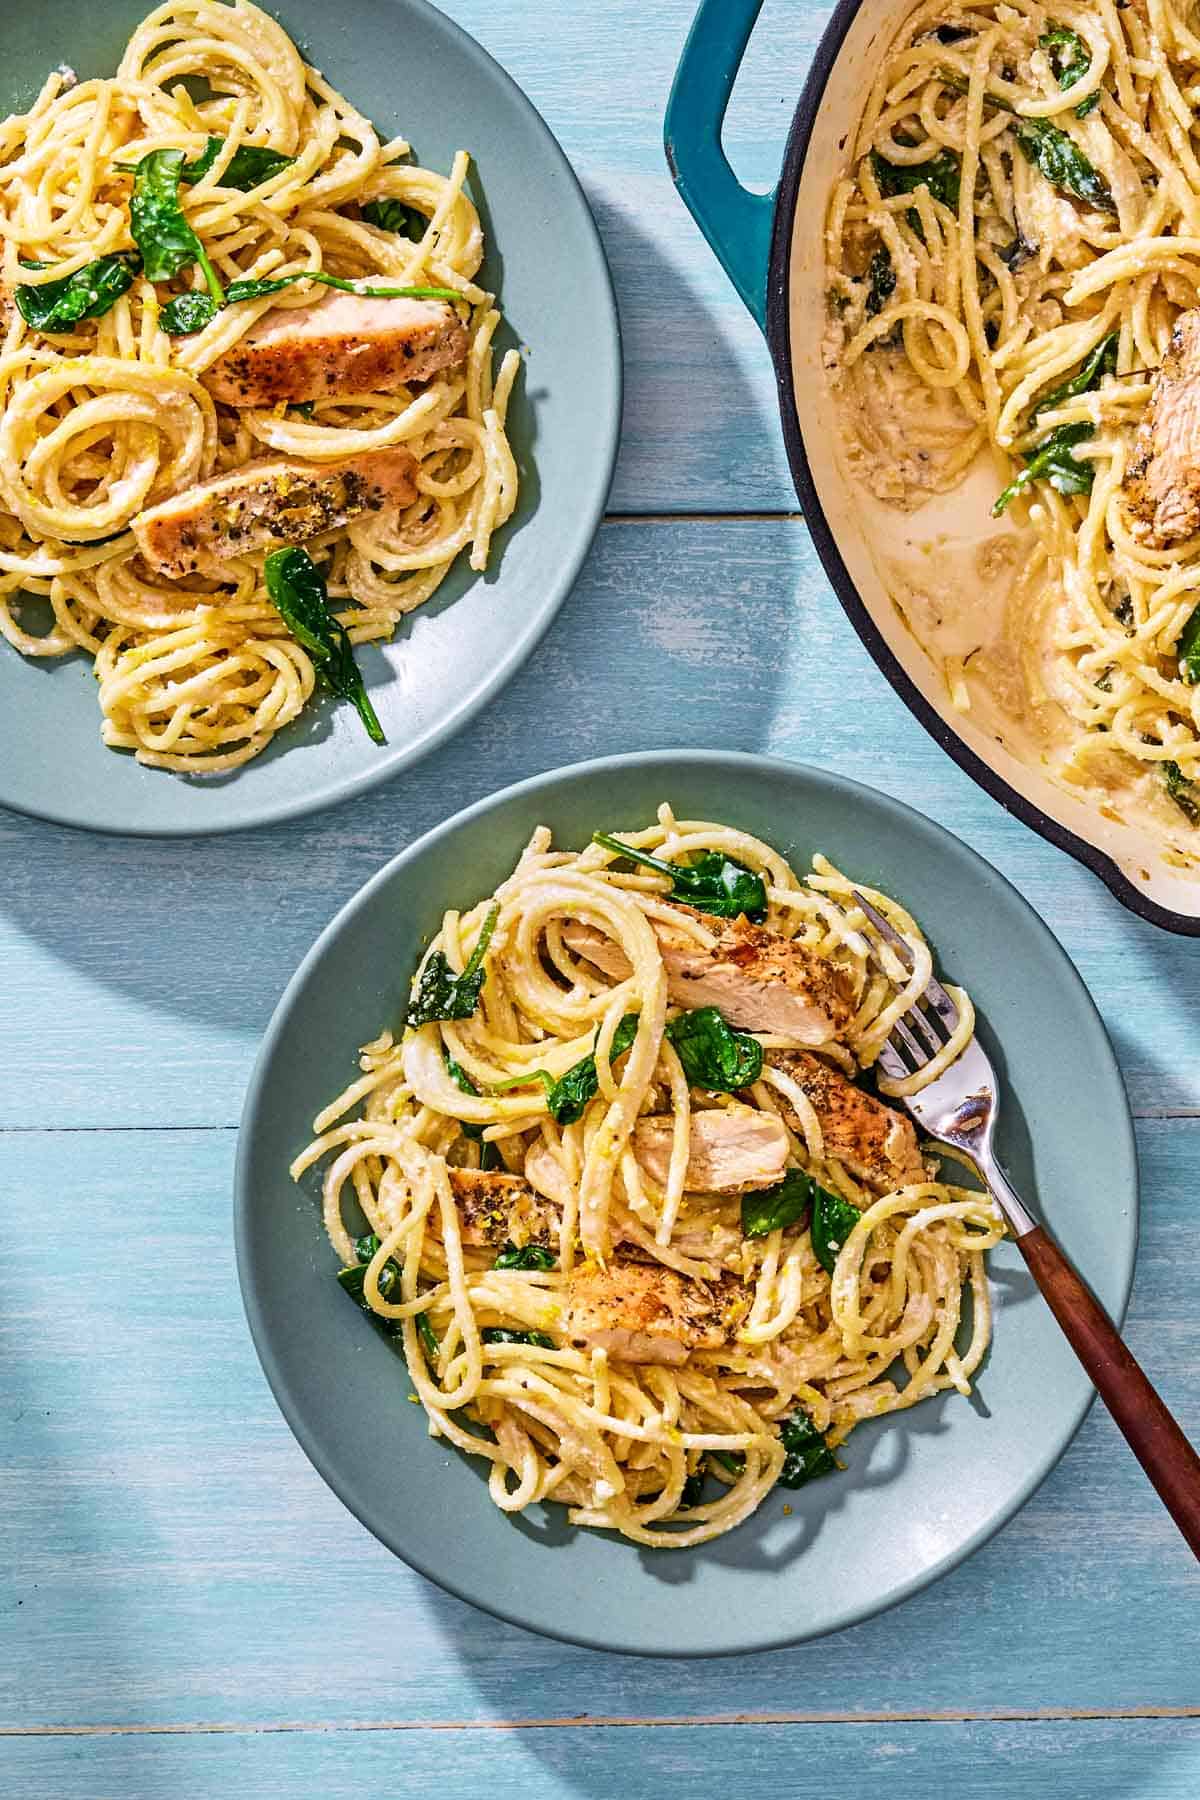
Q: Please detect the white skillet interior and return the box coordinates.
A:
[785,0,1200,922]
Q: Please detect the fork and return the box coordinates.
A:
[844,887,1200,1561]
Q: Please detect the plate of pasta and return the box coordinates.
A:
[236,750,1137,1654]
[0,0,618,833]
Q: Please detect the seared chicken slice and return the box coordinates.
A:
[1126,310,1200,548]
[563,1257,744,1366]
[563,909,854,1043]
[766,1051,927,1192]
[203,290,469,407]
[525,1140,743,1272]
[633,1105,789,1194]
[132,449,418,578]
[446,1167,559,1251]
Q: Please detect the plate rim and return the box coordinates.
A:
[0,0,622,838]
[234,747,1139,1656]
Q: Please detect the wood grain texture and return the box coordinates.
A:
[4,0,1200,1789]
[1,521,1195,1132]
[5,1718,1200,1800]
[3,1121,1196,1729]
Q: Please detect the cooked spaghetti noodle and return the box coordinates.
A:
[826,0,1200,847]
[295,804,1003,1548]
[0,0,518,771]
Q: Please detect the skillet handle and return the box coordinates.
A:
[664,0,777,330]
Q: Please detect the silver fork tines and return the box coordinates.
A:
[848,889,958,1079]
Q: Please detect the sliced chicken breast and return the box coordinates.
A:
[633,1105,789,1194]
[563,909,854,1044]
[563,1257,744,1366]
[525,1139,743,1273]
[446,1167,558,1252]
[1125,309,1200,548]
[132,449,418,578]
[203,290,469,407]
[766,1051,927,1192]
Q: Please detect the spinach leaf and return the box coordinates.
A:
[291,400,316,420]
[481,1327,555,1349]
[487,1013,640,1124]
[337,1232,401,1310]
[992,421,1095,516]
[778,1410,839,1488]
[592,832,768,920]
[1176,604,1200,684]
[546,1013,640,1125]
[128,148,225,299]
[665,1006,763,1092]
[810,1185,863,1275]
[263,545,384,745]
[935,24,974,43]
[680,1469,707,1509]
[406,900,500,1028]
[1163,761,1200,825]
[13,253,140,331]
[710,1450,745,1477]
[1013,117,1116,214]
[361,197,428,240]
[865,246,897,320]
[416,1311,440,1359]
[870,146,960,212]
[181,137,296,190]
[494,1242,556,1270]
[1041,25,1099,117]
[741,1168,818,1239]
[224,270,459,304]
[938,68,1115,210]
[1033,331,1118,420]
[159,290,220,335]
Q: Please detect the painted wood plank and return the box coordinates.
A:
[437,0,817,513]
[1,520,1195,1133]
[3,1120,1196,1729]
[6,1717,1200,1800]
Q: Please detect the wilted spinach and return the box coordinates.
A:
[740,1168,819,1239]
[128,149,225,300]
[263,545,384,744]
[993,421,1096,515]
[13,253,140,331]
[810,1185,863,1275]
[406,901,500,1028]
[493,1242,556,1271]
[592,831,768,921]
[1176,605,1200,684]
[779,1410,839,1487]
[481,1327,556,1349]
[361,197,429,240]
[1032,331,1118,420]
[665,1006,763,1092]
[1040,25,1099,117]
[1163,761,1200,825]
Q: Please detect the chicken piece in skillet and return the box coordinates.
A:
[1125,309,1200,548]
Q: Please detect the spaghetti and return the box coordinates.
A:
[0,0,519,771]
[295,804,1003,1548]
[827,0,1200,847]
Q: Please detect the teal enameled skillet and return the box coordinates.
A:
[236,750,1138,1656]
[0,0,619,835]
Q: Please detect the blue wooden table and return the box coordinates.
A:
[3,3,1198,1794]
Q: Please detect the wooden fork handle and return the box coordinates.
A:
[1017,1224,1200,1560]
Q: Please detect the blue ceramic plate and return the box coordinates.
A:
[0,0,619,836]
[236,750,1138,1655]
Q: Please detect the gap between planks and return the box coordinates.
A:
[4,1709,1200,1739]
[601,510,804,525]
[1,1112,1196,1135]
